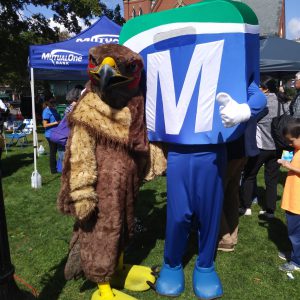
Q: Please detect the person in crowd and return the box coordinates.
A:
[240,77,288,218]
[278,119,300,272]
[64,85,84,116]
[55,85,84,173]
[0,99,9,159]
[290,72,300,118]
[42,98,60,174]
[218,81,266,252]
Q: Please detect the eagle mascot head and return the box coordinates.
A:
[87,44,144,109]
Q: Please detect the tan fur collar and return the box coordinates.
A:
[69,92,131,144]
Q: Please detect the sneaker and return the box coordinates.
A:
[217,243,235,252]
[239,208,252,216]
[278,251,291,261]
[259,210,274,218]
[279,262,300,272]
[244,208,252,216]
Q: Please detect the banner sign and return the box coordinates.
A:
[29,16,121,72]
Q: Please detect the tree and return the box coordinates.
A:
[113,4,126,26]
[0,0,104,91]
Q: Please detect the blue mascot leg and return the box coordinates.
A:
[193,145,227,300]
[156,145,194,297]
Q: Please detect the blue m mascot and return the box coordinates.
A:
[120,0,266,299]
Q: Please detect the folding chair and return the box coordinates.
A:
[5,121,29,147]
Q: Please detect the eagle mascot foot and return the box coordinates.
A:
[155,263,184,297]
[193,264,223,300]
[110,264,156,291]
[91,283,137,300]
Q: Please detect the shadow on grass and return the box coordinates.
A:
[1,153,33,178]
[258,215,291,253]
[125,188,198,268]
[79,280,96,293]
[125,188,167,266]
[38,257,68,300]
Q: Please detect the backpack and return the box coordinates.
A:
[271,101,293,151]
[49,115,70,147]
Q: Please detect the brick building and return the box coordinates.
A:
[123,0,285,37]
[123,0,200,20]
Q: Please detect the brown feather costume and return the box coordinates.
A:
[57,44,149,283]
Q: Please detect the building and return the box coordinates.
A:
[123,0,284,37]
[238,0,283,37]
[123,0,199,20]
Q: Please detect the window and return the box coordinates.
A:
[132,8,136,18]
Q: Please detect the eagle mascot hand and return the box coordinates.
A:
[57,44,155,300]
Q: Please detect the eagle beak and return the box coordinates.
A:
[89,57,131,92]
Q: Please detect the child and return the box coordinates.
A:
[278,119,300,272]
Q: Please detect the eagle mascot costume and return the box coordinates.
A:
[57,44,156,300]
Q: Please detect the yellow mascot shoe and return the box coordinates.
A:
[91,288,138,300]
[110,264,156,292]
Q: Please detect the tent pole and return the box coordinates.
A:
[30,68,37,173]
[30,68,41,188]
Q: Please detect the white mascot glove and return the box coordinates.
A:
[216,92,251,128]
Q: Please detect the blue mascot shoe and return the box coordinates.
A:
[155,263,184,297]
[193,264,223,300]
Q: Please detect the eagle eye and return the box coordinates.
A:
[128,62,138,73]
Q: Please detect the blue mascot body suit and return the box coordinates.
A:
[120,0,266,298]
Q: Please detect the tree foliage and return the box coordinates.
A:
[0,0,124,91]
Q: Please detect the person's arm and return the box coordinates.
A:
[42,108,59,128]
[278,159,300,176]
[42,119,59,128]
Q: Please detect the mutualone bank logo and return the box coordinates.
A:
[41,49,83,66]
[76,34,119,43]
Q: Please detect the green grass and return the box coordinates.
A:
[2,134,300,299]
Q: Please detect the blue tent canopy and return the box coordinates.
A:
[29,16,121,80]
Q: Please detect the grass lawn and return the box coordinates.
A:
[2,133,300,299]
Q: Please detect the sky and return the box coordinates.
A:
[23,0,300,40]
[285,0,300,40]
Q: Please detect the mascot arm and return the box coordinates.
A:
[247,81,267,117]
[216,93,251,128]
[69,124,98,221]
[216,82,266,128]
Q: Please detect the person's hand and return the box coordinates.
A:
[277,159,292,170]
[216,93,251,128]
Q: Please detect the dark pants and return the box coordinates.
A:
[286,212,300,266]
[241,149,281,212]
[46,138,58,174]
[164,144,226,268]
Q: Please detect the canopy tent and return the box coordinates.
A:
[29,16,121,80]
[260,36,300,75]
[28,16,121,188]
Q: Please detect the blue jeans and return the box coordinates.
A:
[286,211,300,266]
